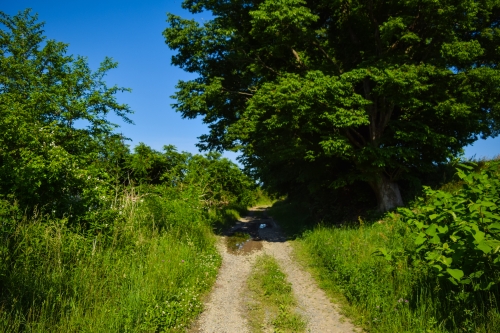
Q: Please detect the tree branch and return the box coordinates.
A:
[344,129,364,149]
[235,91,254,97]
[255,54,281,76]
[368,0,383,55]
[312,41,342,74]
[377,100,394,134]
[291,48,309,70]
[363,78,378,142]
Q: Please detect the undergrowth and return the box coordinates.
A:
[0,188,222,332]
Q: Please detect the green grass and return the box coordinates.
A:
[246,255,306,333]
[0,191,221,332]
[271,202,500,333]
[253,188,278,207]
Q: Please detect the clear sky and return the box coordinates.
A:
[2,1,499,161]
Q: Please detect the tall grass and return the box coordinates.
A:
[0,188,221,332]
[271,205,500,332]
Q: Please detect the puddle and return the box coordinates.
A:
[226,232,263,255]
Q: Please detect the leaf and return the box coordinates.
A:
[476,241,492,254]
[429,214,439,220]
[426,224,438,237]
[478,281,494,290]
[432,264,443,272]
[459,278,471,285]
[373,248,392,261]
[442,256,452,266]
[446,268,464,280]
[415,221,425,229]
[470,270,484,278]
[473,230,485,243]
[489,223,500,230]
[415,234,427,245]
[448,211,457,220]
[438,225,449,234]
[430,234,441,244]
[426,252,440,260]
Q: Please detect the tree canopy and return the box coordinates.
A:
[0,9,132,215]
[164,0,500,212]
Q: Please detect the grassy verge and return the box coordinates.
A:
[270,203,500,332]
[253,188,278,208]
[246,255,306,333]
[0,191,221,332]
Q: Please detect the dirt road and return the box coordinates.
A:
[189,207,360,333]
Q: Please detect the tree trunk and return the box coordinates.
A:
[369,176,404,212]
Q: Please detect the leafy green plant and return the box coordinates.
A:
[400,162,500,289]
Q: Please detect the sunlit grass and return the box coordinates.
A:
[0,191,221,332]
[246,255,306,333]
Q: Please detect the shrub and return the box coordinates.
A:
[400,162,500,290]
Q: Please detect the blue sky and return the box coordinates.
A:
[2,1,500,162]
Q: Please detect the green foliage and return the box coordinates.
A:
[0,9,132,217]
[276,204,500,332]
[274,160,500,332]
[0,193,220,332]
[165,0,500,211]
[399,161,500,290]
[247,255,306,333]
[121,144,257,210]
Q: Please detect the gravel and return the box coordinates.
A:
[189,208,361,333]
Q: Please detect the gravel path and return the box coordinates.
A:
[189,208,360,333]
[189,240,260,333]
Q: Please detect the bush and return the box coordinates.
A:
[400,162,500,290]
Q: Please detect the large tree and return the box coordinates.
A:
[164,0,500,211]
